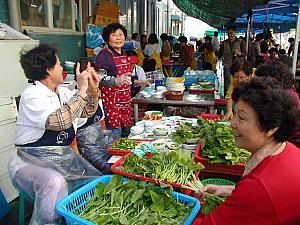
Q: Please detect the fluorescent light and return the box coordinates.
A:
[30,4,38,7]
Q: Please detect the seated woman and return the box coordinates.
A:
[8,44,101,224]
[224,59,253,120]
[195,77,300,225]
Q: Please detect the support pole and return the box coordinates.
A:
[8,0,21,31]
[292,4,300,77]
[245,9,253,59]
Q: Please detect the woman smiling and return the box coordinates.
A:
[194,77,300,225]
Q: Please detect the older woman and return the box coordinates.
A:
[96,23,137,137]
[195,77,300,225]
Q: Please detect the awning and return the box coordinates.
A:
[172,0,269,28]
[235,0,299,32]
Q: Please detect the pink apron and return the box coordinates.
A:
[100,48,137,128]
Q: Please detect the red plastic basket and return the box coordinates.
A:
[189,88,215,94]
[111,156,201,195]
[199,113,223,120]
[107,139,152,156]
[194,143,245,176]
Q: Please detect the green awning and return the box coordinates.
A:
[172,0,269,28]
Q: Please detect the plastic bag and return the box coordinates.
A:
[76,122,116,174]
[85,24,105,48]
[14,146,101,225]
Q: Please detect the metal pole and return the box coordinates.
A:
[245,9,253,59]
[292,3,300,77]
[167,0,169,34]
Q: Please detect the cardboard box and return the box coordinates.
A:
[94,15,118,26]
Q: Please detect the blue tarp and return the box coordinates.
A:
[235,0,299,32]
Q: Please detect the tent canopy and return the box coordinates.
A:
[172,0,269,28]
[235,0,299,32]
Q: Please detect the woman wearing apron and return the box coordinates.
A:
[8,44,101,224]
[96,23,138,137]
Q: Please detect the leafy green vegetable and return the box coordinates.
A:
[111,138,138,150]
[197,117,251,165]
[172,122,201,144]
[78,175,193,225]
[119,150,204,185]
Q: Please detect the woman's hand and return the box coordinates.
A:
[75,62,90,94]
[86,63,100,91]
[115,73,132,86]
[224,110,233,120]
[201,184,235,198]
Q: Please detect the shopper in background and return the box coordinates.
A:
[219,25,246,95]
[160,33,172,77]
[195,77,300,225]
[224,59,253,120]
[212,31,220,57]
[96,23,137,137]
[140,34,148,51]
[143,33,162,71]
[131,33,141,50]
[203,36,217,71]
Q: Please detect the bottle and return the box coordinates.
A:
[154,70,164,89]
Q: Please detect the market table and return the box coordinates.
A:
[132,92,215,123]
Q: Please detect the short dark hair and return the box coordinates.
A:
[20,44,57,81]
[288,37,295,43]
[278,49,286,55]
[178,36,187,43]
[102,23,127,43]
[230,59,253,76]
[205,36,212,42]
[268,47,278,54]
[148,33,158,44]
[214,31,219,37]
[160,33,169,41]
[232,77,300,142]
[255,61,294,89]
[131,33,139,40]
[126,50,138,57]
[227,25,237,32]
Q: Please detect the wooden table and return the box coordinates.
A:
[132,92,215,123]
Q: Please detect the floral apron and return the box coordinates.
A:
[101,48,137,128]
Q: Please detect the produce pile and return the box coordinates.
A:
[111,138,138,151]
[172,122,201,144]
[119,150,204,185]
[197,117,251,165]
[78,175,193,225]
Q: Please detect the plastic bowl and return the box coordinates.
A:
[185,138,200,144]
[152,139,167,150]
[164,91,184,101]
[130,126,144,135]
[182,143,198,150]
[145,111,163,117]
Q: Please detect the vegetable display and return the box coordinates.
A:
[78,175,193,225]
[111,138,138,150]
[172,122,201,144]
[197,117,251,165]
[119,150,204,185]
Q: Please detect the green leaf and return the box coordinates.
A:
[131,189,144,203]
[119,213,129,225]
[149,190,161,203]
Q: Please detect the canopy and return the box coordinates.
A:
[172,0,269,28]
[235,0,299,32]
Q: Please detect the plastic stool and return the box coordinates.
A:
[19,191,32,225]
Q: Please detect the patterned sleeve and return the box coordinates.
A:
[45,90,99,131]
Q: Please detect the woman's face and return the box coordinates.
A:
[48,55,63,84]
[233,70,249,83]
[231,100,272,153]
[108,28,125,50]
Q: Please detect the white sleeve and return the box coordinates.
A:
[156,44,161,53]
[143,45,150,56]
[136,66,146,80]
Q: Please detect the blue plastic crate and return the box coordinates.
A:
[0,189,10,219]
[56,175,200,225]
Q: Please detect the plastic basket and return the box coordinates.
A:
[199,113,223,120]
[194,143,245,176]
[215,99,226,106]
[189,88,215,94]
[107,139,152,156]
[111,156,201,195]
[56,175,201,225]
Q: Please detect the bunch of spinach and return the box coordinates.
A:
[111,138,138,150]
[120,150,204,185]
[78,175,193,225]
[197,117,251,165]
[172,122,201,144]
